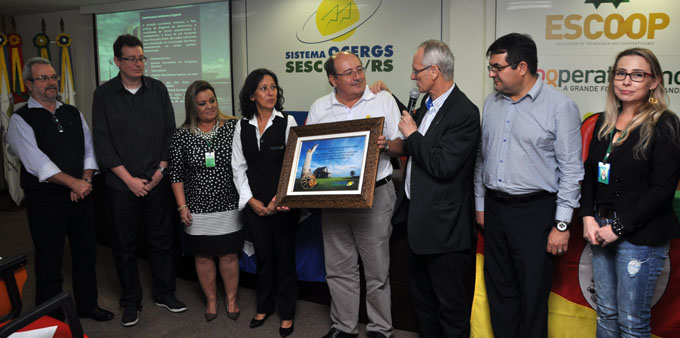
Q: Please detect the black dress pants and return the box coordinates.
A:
[107,179,175,308]
[483,194,556,338]
[244,206,299,320]
[25,191,98,314]
[409,248,476,338]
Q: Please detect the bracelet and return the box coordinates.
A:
[82,177,91,183]
[177,204,188,211]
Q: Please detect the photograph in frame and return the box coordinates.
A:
[288,131,369,195]
[275,117,384,208]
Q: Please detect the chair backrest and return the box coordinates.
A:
[581,113,601,163]
[0,255,28,323]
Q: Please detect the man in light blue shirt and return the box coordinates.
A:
[473,33,583,338]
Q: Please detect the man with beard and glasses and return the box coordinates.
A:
[7,57,114,322]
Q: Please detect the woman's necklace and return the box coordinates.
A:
[197,121,218,139]
[196,121,219,146]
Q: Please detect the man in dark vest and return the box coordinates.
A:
[6,57,113,321]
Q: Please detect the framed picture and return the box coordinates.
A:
[275,117,384,208]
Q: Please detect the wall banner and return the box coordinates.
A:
[496,0,680,117]
[246,0,442,112]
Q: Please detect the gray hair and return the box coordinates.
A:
[23,57,53,83]
[419,40,455,81]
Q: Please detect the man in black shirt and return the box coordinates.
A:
[92,34,185,327]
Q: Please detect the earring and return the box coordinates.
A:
[648,88,658,105]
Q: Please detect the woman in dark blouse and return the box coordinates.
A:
[232,69,299,338]
[580,48,680,337]
[168,80,243,322]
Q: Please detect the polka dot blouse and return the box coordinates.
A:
[168,119,239,214]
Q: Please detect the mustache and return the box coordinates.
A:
[46,85,58,91]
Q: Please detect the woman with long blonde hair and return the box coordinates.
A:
[168,80,243,322]
[580,48,680,337]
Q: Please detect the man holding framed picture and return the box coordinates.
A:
[307,51,402,338]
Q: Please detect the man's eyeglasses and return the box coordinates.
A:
[487,62,519,74]
[118,56,148,63]
[334,67,365,77]
[412,65,432,76]
[51,114,64,133]
[30,75,60,82]
[612,70,653,82]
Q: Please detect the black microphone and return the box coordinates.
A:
[406,88,420,116]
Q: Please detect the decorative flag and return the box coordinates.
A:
[7,32,25,103]
[0,31,23,205]
[33,33,50,61]
[33,19,51,61]
[471,222,680,338]
[0,33,10,112]
[56,31,75,105]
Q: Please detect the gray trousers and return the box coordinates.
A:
[321,181,396,336]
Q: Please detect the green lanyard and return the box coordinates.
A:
[602,129,626,163]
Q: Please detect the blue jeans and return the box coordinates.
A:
[591,215,668,338]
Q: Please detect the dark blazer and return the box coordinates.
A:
[580,112,680,245]
[393,85,480,255]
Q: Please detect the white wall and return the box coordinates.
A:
[449,0,495,109]
[12,0,492,123]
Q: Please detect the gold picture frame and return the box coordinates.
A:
[275,117,384,208]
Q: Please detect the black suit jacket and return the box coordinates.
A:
[580,112,680,245]
[392,85,481,255]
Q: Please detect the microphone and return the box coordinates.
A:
[407,88,420,116]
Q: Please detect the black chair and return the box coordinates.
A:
[0,254,84,338]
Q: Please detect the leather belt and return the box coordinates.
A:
[487,189,555,205]
[375,175,392,188]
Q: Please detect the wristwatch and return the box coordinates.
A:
[382,141,390,153]
[555,220,570,232]
[158,166,167,175]
[611,218,625,236]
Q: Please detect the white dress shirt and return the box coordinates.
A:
[307,86,403,181]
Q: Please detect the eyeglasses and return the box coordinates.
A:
[412,65,432,76]
[51,114,64,133]
[487,62,519,73]
[612,70,653,82]
[118,56,148,63]
[334,67,365,77]
[30,75,60,82]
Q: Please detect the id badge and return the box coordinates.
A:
[597,161,610,184]
[205,152,216,168]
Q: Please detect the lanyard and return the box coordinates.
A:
[602,129,626,163]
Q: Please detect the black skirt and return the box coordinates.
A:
[183,228,245,255]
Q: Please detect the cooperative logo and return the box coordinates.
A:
[585,0,630,9]
[546,0,668,40]
[297,0,381,44]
